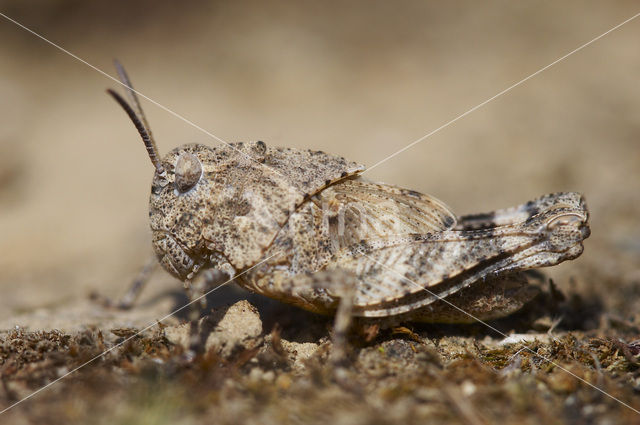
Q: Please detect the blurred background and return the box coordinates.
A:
[0,1,639,329]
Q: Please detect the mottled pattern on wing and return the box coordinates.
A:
[245,186,457,308]
[254,179,456,278]
[317,178,457,246]
[249,183,480,310]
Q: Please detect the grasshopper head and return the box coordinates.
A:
[107,82,214,281]
[147,144,215,280]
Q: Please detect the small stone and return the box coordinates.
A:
[163,323,190,349]
[279,339,319,370]
[275,373,293,390]
[164,300,263,358]
[205,300,263,357]
[461,380,476,396]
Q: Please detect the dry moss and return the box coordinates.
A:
[1,284,639,425]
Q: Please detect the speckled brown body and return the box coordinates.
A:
[147,140,590,324]
[105,62,590,324]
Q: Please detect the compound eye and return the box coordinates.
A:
[174,152,202,193]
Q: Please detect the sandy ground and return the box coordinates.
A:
[1,1,639,424]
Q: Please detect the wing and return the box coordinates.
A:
[315,177,457,247]
[256,178,459,287]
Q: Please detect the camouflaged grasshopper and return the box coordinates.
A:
[105,63,590,331]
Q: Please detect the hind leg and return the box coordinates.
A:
[407,272,542,323]
[455,192,585,230]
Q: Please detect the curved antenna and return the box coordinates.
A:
[113,60,158,152]
[107,88,166,176]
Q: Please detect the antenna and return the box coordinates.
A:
[107,61,165,175]
[107,88,165,175]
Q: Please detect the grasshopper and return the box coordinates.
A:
[104,63,590,350]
